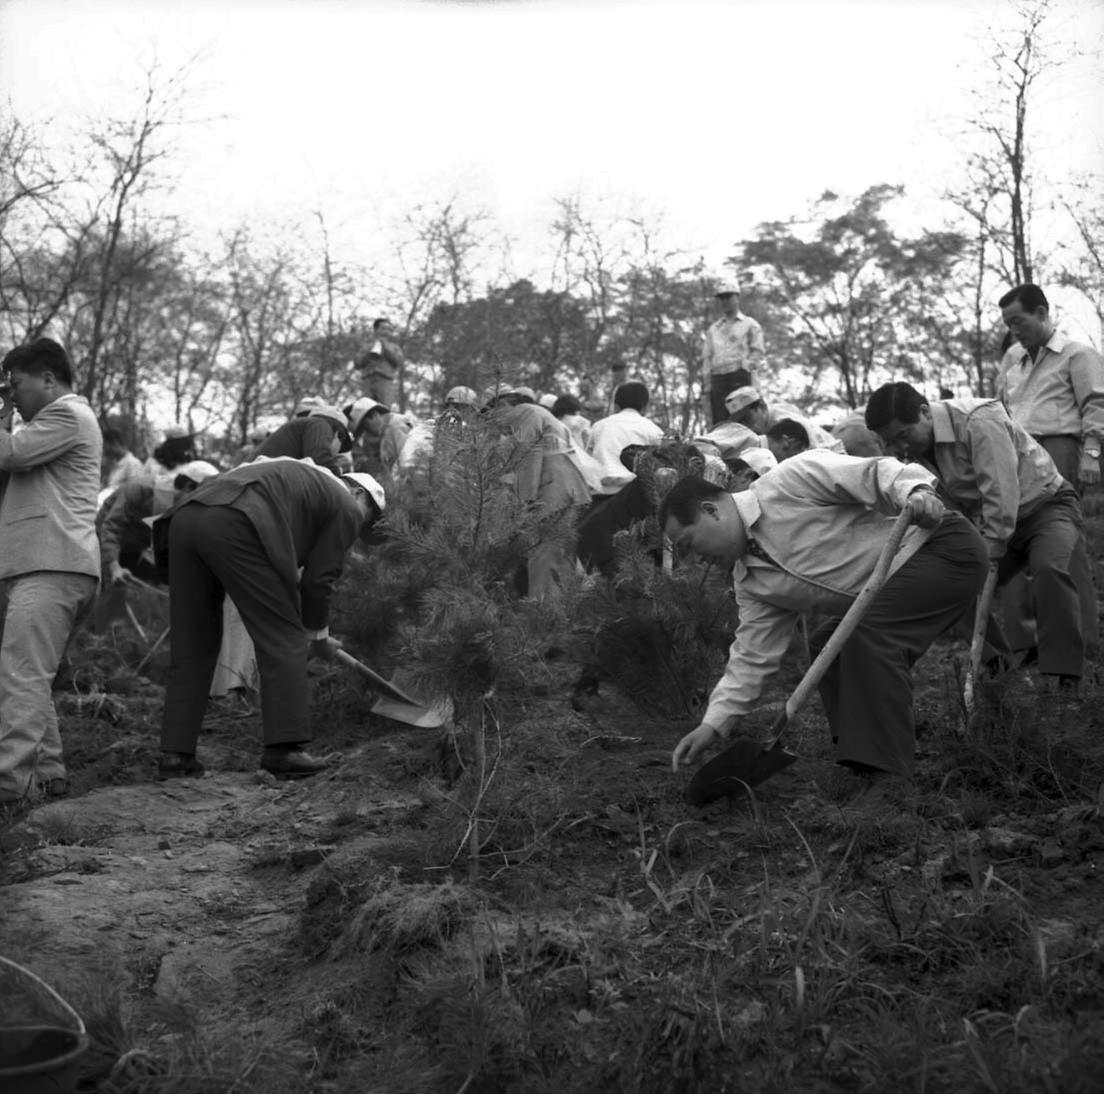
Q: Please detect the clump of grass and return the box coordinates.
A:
[340,876,475,955]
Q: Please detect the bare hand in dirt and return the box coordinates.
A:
[309,635,343,661]
[905,489,944,528]
[109,561,135,586]
[671,722,726,771]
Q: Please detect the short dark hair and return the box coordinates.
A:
[766,418,809,448]
[614,381,649,413]
[101,427,127,448]
[865,382,928,431]
[373,317,390,331]
[2,337,74,386]
[657,475,726,531]
[551,394,582,418]
[998,283,1049,312]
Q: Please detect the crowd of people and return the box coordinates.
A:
[1,280,1102,813]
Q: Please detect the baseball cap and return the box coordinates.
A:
[163,423,193,440]
[724,387,764,416]
[341,471,386,513]
[739,448,777,476]
[714,278,742,297]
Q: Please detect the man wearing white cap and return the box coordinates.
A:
[254,404,351,475]
[99,460,221,587]
[702,279,766,427]
[725,387,845,454]
[154,459,385,780]
[345,396,420,477]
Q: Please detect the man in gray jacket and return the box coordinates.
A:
[0,338,102,802]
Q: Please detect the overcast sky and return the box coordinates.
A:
[1,0,1102,279]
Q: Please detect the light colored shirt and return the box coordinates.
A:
[106,450,147,489]
[702,451,935,728]
[586,408,664,495]
[922,399,1062,554]
[702,313,765,389]
[0,392,103,580]
[995,331,1104,444]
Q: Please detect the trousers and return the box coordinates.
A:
[810,514,987,780]
[0,571,97,799]
[160,505,312,753]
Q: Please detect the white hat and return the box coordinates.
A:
[307,404,350,432]
[724,386,764,415]
[163,423,193,440]
[739,448,777,476]
[538,393,558,410]
[293,396,325,418]
[173,460,220,485]
[444,385,478,407]
[346,396,387,434]
[714,278,742,297]
[341,471,386,513]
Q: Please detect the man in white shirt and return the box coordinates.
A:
[702,279,766,426]
[586,381,665,502]
[725,387,845,453]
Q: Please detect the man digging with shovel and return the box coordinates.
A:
[662,451,988,810]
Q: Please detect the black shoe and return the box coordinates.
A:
[158,752,205,781]
[260,746,329,779]
[36,777,71,799]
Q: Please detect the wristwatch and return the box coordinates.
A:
[1086,444,1101,459]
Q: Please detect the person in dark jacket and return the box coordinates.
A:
[155,460,385,780]
[252,405,351,475]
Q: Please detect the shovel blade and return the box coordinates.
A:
[686,738,797,806]
[370,693,453,728]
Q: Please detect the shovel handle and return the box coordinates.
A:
[763,507,914,743]
[962,564,999,726]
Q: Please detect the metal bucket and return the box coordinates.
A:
[0,957,88,1094]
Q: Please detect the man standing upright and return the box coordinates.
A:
[996,283,1104,488]
[0,338,102,802]
[996,283,1103,656]
[702,279,765,427]
[356,318,407,409]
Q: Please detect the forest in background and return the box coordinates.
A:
[0,0,1101,456]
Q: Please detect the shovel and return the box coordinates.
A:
[686,508,914,806]
[961,565,999,732]
[335,649,453,728]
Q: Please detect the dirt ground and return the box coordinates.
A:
[3,532,1104,1093]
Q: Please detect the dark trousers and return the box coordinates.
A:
[991,486,1088,677]
[707,369,752,427]
[161,505,310,753]
[1001,436,1098,658]
[810,514,987,780]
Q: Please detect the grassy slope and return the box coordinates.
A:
[2,511,1104,1093]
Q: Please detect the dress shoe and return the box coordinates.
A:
[260,746,329,779]
[157,752,205,781]
[37,777,71,799]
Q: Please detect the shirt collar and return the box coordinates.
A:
[732,488,761,548]
[929,401,955,445]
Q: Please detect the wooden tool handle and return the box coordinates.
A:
[765,507,915,741]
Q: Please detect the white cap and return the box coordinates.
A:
[538,393,558,410]
[307,405,349,432]
[739,448,777,476]
[341,471,386,513]
[724,386,763,415]
[444,385,478,407]
[173,460,220,485]
[714,278,742,296]
[346,396,387,434]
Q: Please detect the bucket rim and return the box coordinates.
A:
[0,956,86,1034]
[0,1027,90,1078]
